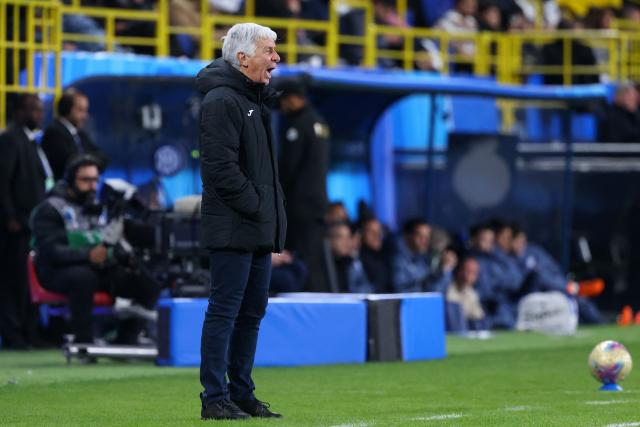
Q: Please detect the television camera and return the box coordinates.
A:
[98,178,209,297]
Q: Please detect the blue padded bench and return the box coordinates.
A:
[280,292,446,362]
[157,297,367,367]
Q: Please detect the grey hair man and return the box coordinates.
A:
[196,23,287,420]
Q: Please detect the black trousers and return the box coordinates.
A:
[42,263,160,343]
[200,250,271,406]
[286,217,328,292]
[0,230,39,348]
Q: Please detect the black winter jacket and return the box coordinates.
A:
[196,59,287,253]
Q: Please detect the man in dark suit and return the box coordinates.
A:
[0,94,47,349]
[41,89,108,181]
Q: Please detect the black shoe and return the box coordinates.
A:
[233,398,282,418]
[201,399,251,420]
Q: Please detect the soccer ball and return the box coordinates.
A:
[588,340,633,386]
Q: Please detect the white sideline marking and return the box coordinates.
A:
[327,423,373,427]
[410,413,465,421]
[603,422,640,427]
[585,400,637,405]
[504,406,531,411]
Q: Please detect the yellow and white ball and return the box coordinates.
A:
[588,340,632,385]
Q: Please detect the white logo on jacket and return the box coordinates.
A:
[247,110,254,116]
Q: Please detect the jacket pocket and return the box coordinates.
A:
[255,184,275,223]
[200,214,235,248]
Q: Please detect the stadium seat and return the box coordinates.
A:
[27,252,114,307]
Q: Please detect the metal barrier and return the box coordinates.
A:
[2,0,640,128]
[60,0,168,55]
[0,0,62,128]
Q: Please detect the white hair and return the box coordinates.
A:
[221,23,277,70]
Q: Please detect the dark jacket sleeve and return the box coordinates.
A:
[200,94,260,216]
[30,202,92,266]
[41,125,71,181]
[0,133,18,222]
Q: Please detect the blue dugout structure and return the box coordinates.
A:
[31,52,611,270]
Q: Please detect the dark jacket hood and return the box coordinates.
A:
[196,58,279,105]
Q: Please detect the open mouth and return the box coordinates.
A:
[266,66,276,79]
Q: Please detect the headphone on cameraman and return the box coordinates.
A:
[64,153,101,186]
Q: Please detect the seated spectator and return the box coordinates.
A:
[328,223,374,293]
[446,257,487,330]
[489,219,524,289]
[41,89,108,181]
[391,218,457,293]
[584,6,615,30]
[498,0,560,29]
[622,4,640,22]
[256,0,319,63]
[62,12,111,52]
[598,83,640,143]
[373,0,412,69]
[269,250,308,294]
[428,226,455,273]
[169,0,202,57]
[30,154,160,346]
[478,1,502,32]
[539,19,600,85]
[467,222,522,329]
[511,226,603,324]
[511,225,568,294]
[435,0,478,72]
[436,0,479,36]
[359,217,391,293]
[555,0,618,19]
[106,0,156,55]
[325,201,350,226]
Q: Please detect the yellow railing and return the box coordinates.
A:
[3,0,640,128]
[201,14,333,66]
[0,0,62,128]
[60,0,168,55]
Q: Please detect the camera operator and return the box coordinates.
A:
[30,154,160,345]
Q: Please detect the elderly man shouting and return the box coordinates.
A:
[196,23,287,420]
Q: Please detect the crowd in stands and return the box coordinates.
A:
[271,200,603,332]
[2,2,638,350]
[44,1,640,73]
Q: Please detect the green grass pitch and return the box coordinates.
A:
[1,325,639,426]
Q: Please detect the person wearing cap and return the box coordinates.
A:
[276,76,331,292]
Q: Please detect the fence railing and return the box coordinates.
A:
[2,0,639,128]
